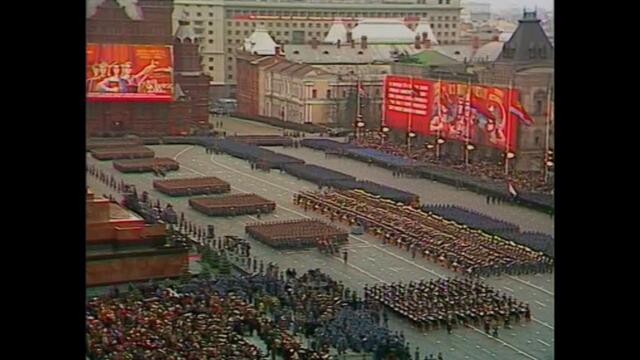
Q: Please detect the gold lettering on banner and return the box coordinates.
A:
[488,94,502,104]
[474,86,487,99]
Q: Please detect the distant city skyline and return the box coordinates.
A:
[463,0,553,12]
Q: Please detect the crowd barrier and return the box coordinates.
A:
[90,146,155,161]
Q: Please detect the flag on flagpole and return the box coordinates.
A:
[509,91,534,126]
[508,182,518,198]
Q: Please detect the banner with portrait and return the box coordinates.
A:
[383,75,523,152]
[86,44,174,102]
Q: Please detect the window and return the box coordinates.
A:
[228,57,233,61]
[438,0,443,4]
[445,16,449,20]
[443,40,448,44]
[437,24,442,28]
[534,136,540,146]
[438,16,442,20]
[285,23,289,28]
[444,32,448,36]
[228,65,233,70]
[452,32,456,37]
[534,91,547,115]
[209,22,213,26]
[453,16,457,21]
[317,32,321,36]
[235,31,240,35]
[430,24,434,28]
[209,39,214,44]
[430,17,435,21]
[284,31,289,36]
[227,39,232,44]
[312,89,317,98]
[227,22,232,27]
[452,24,456,28]
[244,31,249,35]
[301,23,305,28]
[228,74,233,79]
[375,88,380,96]
[276,31,281,35]
[324,23,329,28]
[293,23,297,28]
[209,13,213,17]
[316,23,321,28]
[209,57,214,62]
[324,32,328,37]
[209,66,214,71]
[195,21,203,26]
[228,48,233,53]
[451,40,456,44]
[227,31,232,35]
[208,30,213,34]
[326,90,331,98]
[445,24,449,28]
[342,91,346,97]
[276,23,281,27]
[235,39,241,44]
[196,12,201,17]
[308,32,313,36]
[185,12,190,17]
[437,32,442,36]
[446,0,451,4]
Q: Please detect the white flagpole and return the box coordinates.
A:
[464,79,472,167]
[436,76,442,161]
[407,76,414,155]
[543,74,553,183]
[505,78,514,175]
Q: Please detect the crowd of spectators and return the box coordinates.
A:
[352,133,553,195]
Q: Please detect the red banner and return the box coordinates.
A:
[383,76,522,152]
[86,44,174,102]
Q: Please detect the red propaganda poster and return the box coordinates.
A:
[383,75,433,134]
[383,76,529,152]
[86,43,174,102]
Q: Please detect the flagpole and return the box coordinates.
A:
[381,74,387,145]
[464,79,472,168]
[543,75,553,183]
[355,75,361,141]
[505,78,513,176]
[407,76,414,156]
[436,76,442,161]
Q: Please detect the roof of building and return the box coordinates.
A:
[471,41,503,63]
[284,44,423,64]
[432,45,476,63]
[413,19,439,45]
[87,0,143,20]
[324,20,348,44]
[174,10,197,42]
[398,49,459,66]
[351,18,416,44]
[244,27,279,55]
[495,10,554,63]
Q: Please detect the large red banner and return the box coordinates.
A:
[383,76,525,152]
[86,44,174,102]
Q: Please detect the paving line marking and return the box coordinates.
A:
[367,257,377,262]
[532,319,554,330]
[534,301,547,308]
[503,286,514,293]
[536,339,551,347]
[468,326,539,360]
[389,268,400,273]
[173,146,194,160]
[508,276,554,296]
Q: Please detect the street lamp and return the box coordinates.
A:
[435,137,445,160]
[464,143,475,167]
[407,131,416,155]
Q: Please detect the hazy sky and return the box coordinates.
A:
[472,0,554,11]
